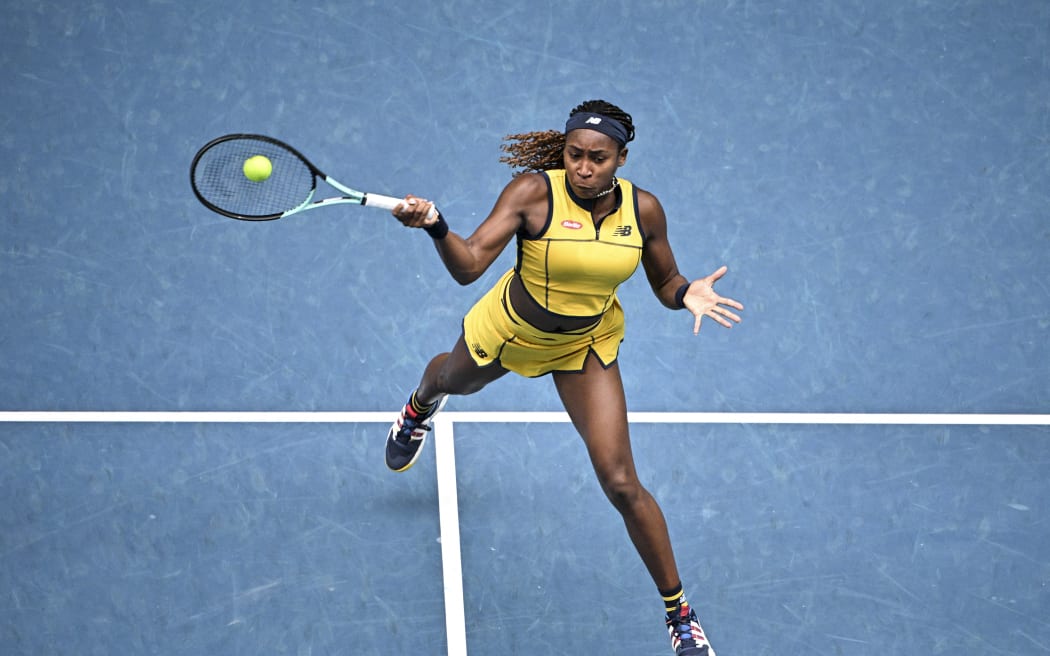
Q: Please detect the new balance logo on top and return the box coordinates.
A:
[613,225,633,237]
[585,117,602,125]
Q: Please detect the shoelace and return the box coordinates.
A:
[668,609,703,646]
[395,410,433,442]
[674,621,698,643]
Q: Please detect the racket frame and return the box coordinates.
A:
[190,133,407,221]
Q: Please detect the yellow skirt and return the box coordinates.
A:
[462,270,625,377]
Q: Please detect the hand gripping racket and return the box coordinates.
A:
[190,134,436,221]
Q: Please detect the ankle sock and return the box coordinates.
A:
[660,583,686,615]
[409,390,435,416]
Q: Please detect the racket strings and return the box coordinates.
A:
[192,138,314,219]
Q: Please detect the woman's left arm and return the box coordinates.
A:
[637,190,744,334]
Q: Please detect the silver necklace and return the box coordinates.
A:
[593,176,619,198]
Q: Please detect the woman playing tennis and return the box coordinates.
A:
[386,99,742,656]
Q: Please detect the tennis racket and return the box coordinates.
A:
[190,133,436,221]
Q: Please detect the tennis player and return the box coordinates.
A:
[385,100,741,656]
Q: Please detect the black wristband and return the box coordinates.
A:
[674,282,691,309]
[423,213,449,239]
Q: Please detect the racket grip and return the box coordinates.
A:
[363,193,404,211]
[366,193,439,221]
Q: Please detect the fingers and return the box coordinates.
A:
[686,290,743,334]
[684,266,743,335]
[713,305,742,325]
[718,294,744,312]
[392,195,436,227]
[422,204,439,225]
[705,264,729,283]
[692,305,740,334]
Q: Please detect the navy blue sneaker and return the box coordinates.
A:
[666,601,715,656]
[385,394,447,472]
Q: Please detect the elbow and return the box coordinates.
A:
[451,269,481,286]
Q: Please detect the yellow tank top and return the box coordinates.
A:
[515,169,645,318]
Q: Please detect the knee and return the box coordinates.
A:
[597,467,645,513]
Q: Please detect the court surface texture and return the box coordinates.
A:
[2,2,1048,654]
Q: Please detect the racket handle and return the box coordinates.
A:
[363,193,405,211]
[365,193,439,221]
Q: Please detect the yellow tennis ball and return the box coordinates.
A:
[243,155,272,182]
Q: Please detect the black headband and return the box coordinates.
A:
[564,112,630,146]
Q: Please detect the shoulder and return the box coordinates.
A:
[502,171,550,202]
[630,184,668,238]
[507,172,555,235]
[483,171,553,236]
[631,184,662,214]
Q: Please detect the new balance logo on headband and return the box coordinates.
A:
[565,112,630,146]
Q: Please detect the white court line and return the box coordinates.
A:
[2,410,1047,656]
[432,418,467,656]
[1,411,1047,424]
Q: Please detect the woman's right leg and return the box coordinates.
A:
[386,333,508,472]
[414,332,510,405]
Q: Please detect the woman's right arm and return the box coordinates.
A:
[392,173,547,286]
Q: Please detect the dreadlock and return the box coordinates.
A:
[499,100,635,174]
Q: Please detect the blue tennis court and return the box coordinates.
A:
[2,2,1048,655]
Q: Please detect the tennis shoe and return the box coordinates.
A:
[666,601,715,656]
[385,394,447,472]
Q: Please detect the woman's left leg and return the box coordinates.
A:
[553,353,717,655]
[551,352,680,591]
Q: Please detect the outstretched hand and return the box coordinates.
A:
[682,265,744,335]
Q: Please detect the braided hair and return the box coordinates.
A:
[499,100,635,174]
